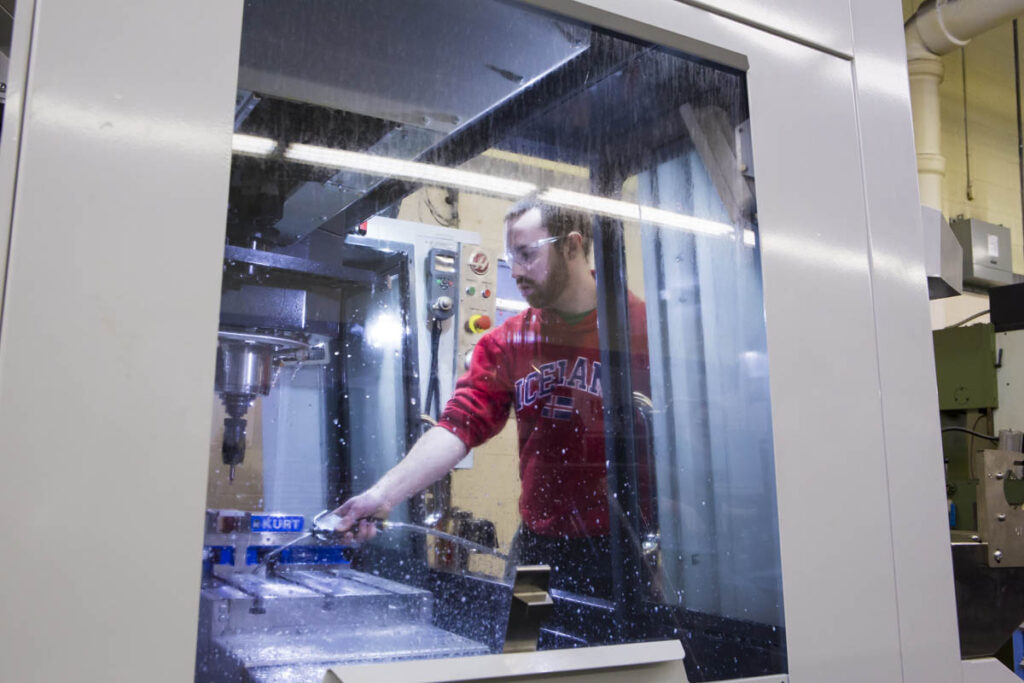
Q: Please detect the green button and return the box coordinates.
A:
[466,286,476,296]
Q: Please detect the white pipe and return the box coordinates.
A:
[907,0,1024,59]
[907,52,946,209]
[906,0,1024,209]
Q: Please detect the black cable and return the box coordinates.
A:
[944,309,990,329]
[962,47,974,201]
[941,426,999,442]
[967,412,987,480]
[424,319,443,419]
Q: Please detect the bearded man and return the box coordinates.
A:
[332,197,648,598]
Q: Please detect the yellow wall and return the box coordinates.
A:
[904,1,1024,327]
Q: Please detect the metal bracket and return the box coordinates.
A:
[976,449,1024,567]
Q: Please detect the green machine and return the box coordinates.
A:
[933,323,999,531]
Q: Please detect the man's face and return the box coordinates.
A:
[506,207,569,309]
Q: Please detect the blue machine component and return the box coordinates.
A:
[1014,628,1024,680]
[251,515,305,532]
[208,545,236,565]
[245,545,350,566]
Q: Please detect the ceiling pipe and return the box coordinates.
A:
[907,0,1024,209]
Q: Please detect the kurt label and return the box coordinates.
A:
[251,515,305,533]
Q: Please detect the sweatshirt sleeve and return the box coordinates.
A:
[437,326,515,449]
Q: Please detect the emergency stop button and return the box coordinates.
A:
[466,314,492,334]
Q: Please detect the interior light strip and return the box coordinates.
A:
[284,143,537,199]
[640,206,735,237]
[539,188,640,222]
[540,188,735,237]
[236,137,740,240]
[231,133,277,157]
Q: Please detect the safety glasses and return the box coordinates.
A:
[504,232,578,268]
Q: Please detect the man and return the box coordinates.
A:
[333,197,648,597]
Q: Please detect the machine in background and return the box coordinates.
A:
[934,281,1024,668]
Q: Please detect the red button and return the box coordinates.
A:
[482,289,491,298]
[467,314,492,333]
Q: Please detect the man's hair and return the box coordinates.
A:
[504,195,593,258]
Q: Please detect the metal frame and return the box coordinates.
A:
[592,212,644,613]
[0,0,35,342]
[962,658,1023,683]
[0,1,966,682]
[849,1,964,679]
[326,640,688,683]
[525,2,959,682]
[0,1,245,681]
[222,244,383,284]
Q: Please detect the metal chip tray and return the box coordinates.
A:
[197,566,490,682]
[219,623,490,681]
[206,566,433,634]
[292,566,430,598]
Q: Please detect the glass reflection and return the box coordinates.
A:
[196,1,785,681]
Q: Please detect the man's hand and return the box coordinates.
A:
[328,426,469,543]
[331,488,390,542]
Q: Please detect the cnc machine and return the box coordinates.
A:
[194,0,783,680]
[2,0,971,682]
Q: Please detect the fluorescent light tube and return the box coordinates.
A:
[539,188,640,222]
[231,134,277,157]
[277,142,737,239]
[540,188,735,238]
[284,143,536,199]
[639,206,735,237]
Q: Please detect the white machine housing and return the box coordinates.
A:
[0,0,994,682]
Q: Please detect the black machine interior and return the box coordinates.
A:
[227,10,750,249]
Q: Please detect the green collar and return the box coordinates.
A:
[555,308,596,325]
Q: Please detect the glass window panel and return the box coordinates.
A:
[196,1,785,681]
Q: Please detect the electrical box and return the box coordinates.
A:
[990,282,1024,333]
[994,329,1024,436]
[950,217,1015,289]
[933,323,999,411]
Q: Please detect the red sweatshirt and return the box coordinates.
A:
[438,294,649,537]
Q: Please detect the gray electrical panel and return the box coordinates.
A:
[950,217,1015,289]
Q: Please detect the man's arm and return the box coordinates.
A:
[330,426,468,541]
[332,324,513,541]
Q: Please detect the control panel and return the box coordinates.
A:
[457,244,498,372]
[426,248,458,322]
